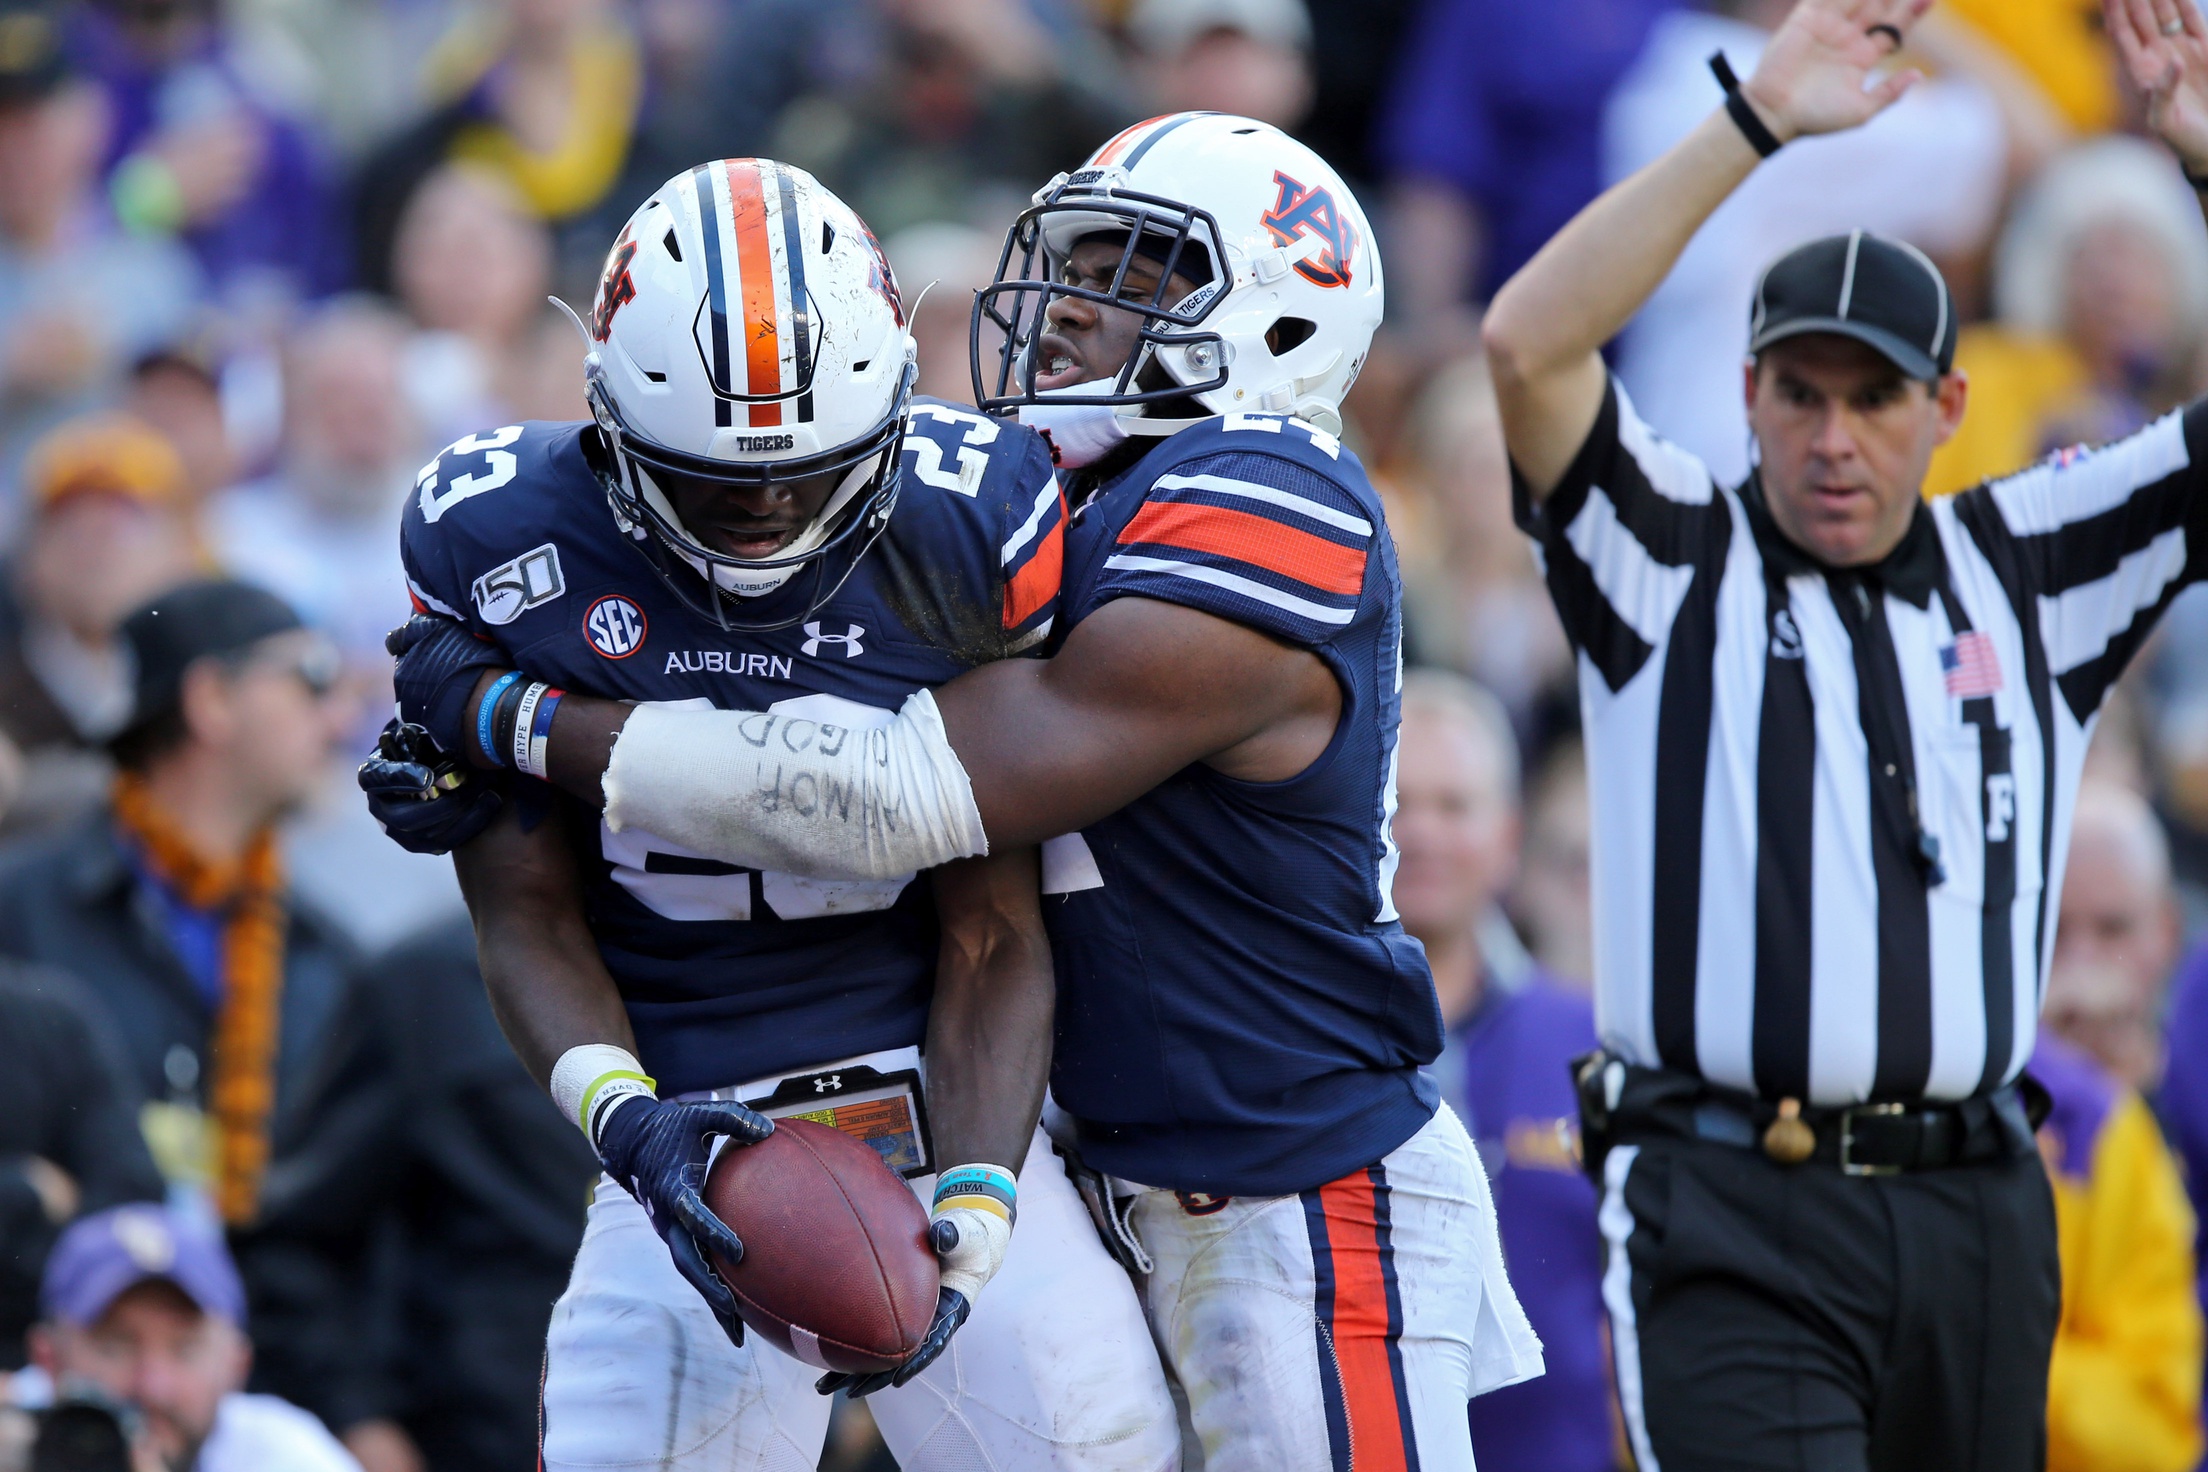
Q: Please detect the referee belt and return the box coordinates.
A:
[1573,1053,2049,1177]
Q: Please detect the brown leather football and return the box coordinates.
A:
[701,1118,938,1373]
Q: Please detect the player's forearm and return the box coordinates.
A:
[454,807,635,1087]
[1483,108,1761,492]
[544,692,626,808]
[924,851,1052,1176]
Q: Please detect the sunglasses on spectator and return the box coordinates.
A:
[223,636,343,698]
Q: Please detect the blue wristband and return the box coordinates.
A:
[933,1163,1018,1223]
[476,671,522,767]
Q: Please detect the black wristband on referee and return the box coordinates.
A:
[2185,160,2208,194]
[1709,52,1784,159]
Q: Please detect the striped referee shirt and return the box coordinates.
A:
[1516,378,2208,1105]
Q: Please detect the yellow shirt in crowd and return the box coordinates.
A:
[1941,0,2119,132]
[2042,1084,2203,1472]
[1922,326,2093,499]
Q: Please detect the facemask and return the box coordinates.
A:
[636,458,877,598]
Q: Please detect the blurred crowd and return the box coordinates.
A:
[0,0,2203,1467]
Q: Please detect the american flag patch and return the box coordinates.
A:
[1941,631,2002,698]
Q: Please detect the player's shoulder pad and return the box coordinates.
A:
[890,399,1065,653]
[1094,412,1382,648]
[1137,412,1373,500]
[400,420,604,622]
[898,398,1057,516]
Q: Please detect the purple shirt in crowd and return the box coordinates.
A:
[1440,970,1613,1472]
[2030,1029,2117,1187]
[2156,941,2208,1328]
[1376,0,1679,300]
[67,8,344,301]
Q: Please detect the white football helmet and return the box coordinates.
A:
[580,159,918,629]
[972,112,1383,437]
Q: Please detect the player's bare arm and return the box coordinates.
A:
[451,803,634,1085]
[921,849,1053,1177]
[1483,0,1931,497]
[451,800,769,1342]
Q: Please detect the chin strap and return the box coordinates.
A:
[1016,398,1215,468]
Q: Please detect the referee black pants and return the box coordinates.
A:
[1598,1137,2059,1472]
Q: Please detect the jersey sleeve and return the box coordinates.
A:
[1951,400,2208,723]
[899,403,1064,659]
[399,466,476,628]
[1512,375,1728,692]
[1094,447,1376,649]
[995,427,1065,653]
[397,421,547,639]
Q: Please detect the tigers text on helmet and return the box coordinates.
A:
[971,113,1382,440]
[581,159,918,630]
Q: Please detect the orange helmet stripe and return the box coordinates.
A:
[1090,114,1179,168]
[723,158,784,428]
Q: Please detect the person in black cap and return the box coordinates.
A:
[0,580,355,1231]
[1480,0,2208,1466]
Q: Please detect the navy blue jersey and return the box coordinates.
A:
[1044,413,1439,1197]
[399,400,1065,1094]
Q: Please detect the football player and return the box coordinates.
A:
[385,118,1542,1471]
[368,161,1181,1472]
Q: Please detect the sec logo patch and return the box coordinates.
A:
[585,594,648,658]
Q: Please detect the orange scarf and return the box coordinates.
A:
[112,773,287,1225]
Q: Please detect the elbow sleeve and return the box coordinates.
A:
[603,689,988,880]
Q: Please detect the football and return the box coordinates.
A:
[701,1118,939,1373]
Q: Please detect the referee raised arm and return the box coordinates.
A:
[1483,0,2208,1466]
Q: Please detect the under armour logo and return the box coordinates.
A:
[802,622,865,658]
[813,1074,842,1093]
[1771,609,1804,660]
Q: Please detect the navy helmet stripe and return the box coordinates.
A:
[1122,111,1211,169]
[691,163,734,428]
[773,163,816,424]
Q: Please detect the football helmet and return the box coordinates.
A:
[580,159,918,630]
[972,113,1383,437]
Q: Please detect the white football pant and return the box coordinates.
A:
[540,1125,1182,1471]
[1127,1105,1543,1472]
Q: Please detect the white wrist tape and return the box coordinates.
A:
[549,1044,656,1142]
[602,689,989,881]
[931,1162,1016,1300]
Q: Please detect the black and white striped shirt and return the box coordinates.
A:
[1516,378,2208,1104]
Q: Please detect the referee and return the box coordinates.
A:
[1484,0,2208,1466]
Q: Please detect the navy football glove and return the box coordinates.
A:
[595,1096,775,1348]
[358,720,505,855]
[387,614,510,761]
[815,1258,972,1398]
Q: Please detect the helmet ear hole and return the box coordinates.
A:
[1266,317,1317,356]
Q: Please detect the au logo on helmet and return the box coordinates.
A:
[859,222,905,328]
[1260,171,1358,289]
[585,594,649,659]
[591,235,639,341]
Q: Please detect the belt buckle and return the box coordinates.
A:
[1838,1102,1906,1177]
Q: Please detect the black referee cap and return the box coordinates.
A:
[1749,231,1955,382]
